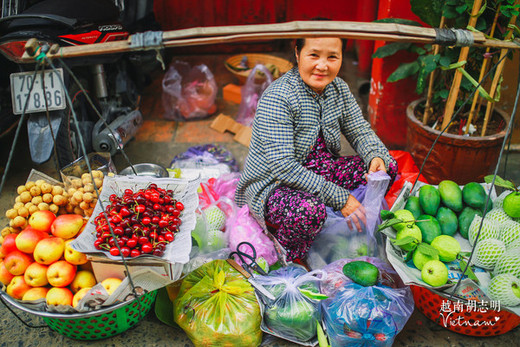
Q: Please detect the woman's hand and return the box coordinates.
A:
[340,195,366,232]
[368,157,387,174]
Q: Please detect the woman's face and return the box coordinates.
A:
[295,37,343,94]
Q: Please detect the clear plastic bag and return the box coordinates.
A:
[162,61,217,121]
[322,278,414,347]
[307,171,390,269]
[226,205,278,267]
[173,259,262,347]
[255,265,324,345]
[235,64,273,126]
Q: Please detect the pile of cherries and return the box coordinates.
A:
[93,183,184,258]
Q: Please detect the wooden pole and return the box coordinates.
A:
[441,0,483,130]
[481,1,519,136]
[423,16,446,125]
[20,19,520,63]
[464,7,501,135]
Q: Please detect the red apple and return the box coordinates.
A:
[28,210,56,233]
[51,214,84,240]
[4,250,33,275]
[22,287,49,301]
[46,260,76,287]
[33,237,64,265]
[64,239,88,265]
[15,227,49,254]
[6,275,32,299]
[24,262,49,287]
[0,261,14,285]
[46,287,73,306]
[1,233,18,254]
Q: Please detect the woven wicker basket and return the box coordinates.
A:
[225,53,293,84]
[0,289,157,340]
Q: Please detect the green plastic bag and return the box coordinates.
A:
[173,259,262,347]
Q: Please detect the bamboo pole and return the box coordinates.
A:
[464,7,501,135]
[481,3,519,136]
[20,19,520,63]
[423,16,446,124]
[441,0,483,130]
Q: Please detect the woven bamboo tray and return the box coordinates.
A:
[225,53,293,84]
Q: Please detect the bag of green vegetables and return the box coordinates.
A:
[173,259,262,346]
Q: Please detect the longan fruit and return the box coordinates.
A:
[31,196,43,205]
[71,179,82,189]
[58,207,68,215]
[29,185,41,197]
[5,209,18,219]
[14,196,21,203]
[84,208,94,217]
[72,191,84,202]
[40,182,52,194]
[37,202,50,211]
[16,185,27,194]
[92,170,103,179]
[83,183,94,193]
[93,178,103,188]
[69,197,78,206]
[12,216,27,228]
[49,204,59,214]
[17,206,29,218]
[65,204,74,213]
[13,202,25,210]
[73,206,84,215]
[90,201,97,208]
[1,227,13,237]
[52,185,64,196]
[42,193,53,203]
[35,179,46,187]
[25,181,36,190]
[19,191,32,203]
[52,195,67,206]
[81,175,92,185]
[67,187,76,196]
[82,192,94,203]
[28,205,39,215]
[79,201,90,210]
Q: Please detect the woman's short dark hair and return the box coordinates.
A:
[295,37,348,55]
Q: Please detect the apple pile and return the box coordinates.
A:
[92,183,184,258]
[0,210,103,307]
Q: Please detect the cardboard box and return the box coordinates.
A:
[210,113,251,147]
[223,83,241,104]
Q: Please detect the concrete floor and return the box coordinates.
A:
[0,48,519,346]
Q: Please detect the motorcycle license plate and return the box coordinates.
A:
[10,68,66,115]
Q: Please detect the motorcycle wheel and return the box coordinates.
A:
[55,84,98,169]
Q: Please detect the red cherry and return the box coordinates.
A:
[175,202,184,211]
[120,247,131,257]
[164,232,175,242]
[142,216,151,225]
[138,236,149,245]
[109,247,120,256]
[130,249,141,257]
[127,238,138,248]
[148,183,158,190]
[141,243,153,253]
[124,189,134,196]
[135,204,146,213]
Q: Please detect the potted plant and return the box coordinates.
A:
[373,0,519,184]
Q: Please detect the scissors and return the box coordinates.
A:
[229,241,268,276]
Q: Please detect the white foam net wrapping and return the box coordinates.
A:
[471,239,505,270]
[468,215,501,246]
[487,274,520,307]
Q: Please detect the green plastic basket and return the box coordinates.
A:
[0,290,157,341]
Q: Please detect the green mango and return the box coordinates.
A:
[462,182,488,210]
[436,206,458,236]
[342,260,379,287]
[438,180,463,212]
[458,206,482,239]
[415,214,442,244]
[418,185,440,216]
[405,196,423,220]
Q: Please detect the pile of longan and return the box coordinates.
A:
[63,170,106,218]
[3,179,68,235]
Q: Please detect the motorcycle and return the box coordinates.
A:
[0,0,160,168]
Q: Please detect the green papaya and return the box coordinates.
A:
[392,209,415,232]
[458,206,482,239]
[436,206,458,236]
[405,196,423,220]
[418,185,440,216]
[438,180,463,212]
[462,182,487,210]
[342,261,379,287]
[416,214,442,244]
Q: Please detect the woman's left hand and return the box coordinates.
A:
[368,157,387,174]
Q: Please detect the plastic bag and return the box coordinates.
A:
[173,259,262,347]
[307,171,390,269]
[162,61,217,121]
[236,64,273,126]
[322,273,414,347]
[226,205,278,266]
[255,265,324,345]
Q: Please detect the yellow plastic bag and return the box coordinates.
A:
[173,259,262,347]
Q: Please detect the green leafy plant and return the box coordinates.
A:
[373,0,519,133]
